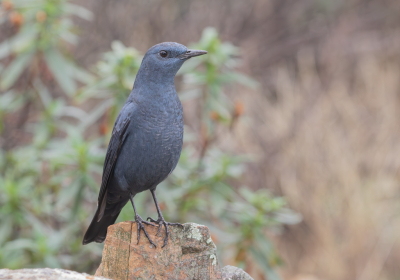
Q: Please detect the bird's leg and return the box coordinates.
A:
[130,193,157,247]
[146,189,184,248]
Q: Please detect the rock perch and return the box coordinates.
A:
[95,222,220,279]
[95,222,253,280]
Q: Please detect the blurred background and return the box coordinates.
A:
[1,0,400,279]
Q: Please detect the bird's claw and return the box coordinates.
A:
[146,217,163,236]
[147,216,158,223]
[135,215,157,247]
[146,216,184,248]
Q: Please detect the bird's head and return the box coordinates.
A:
[137,42,207,84]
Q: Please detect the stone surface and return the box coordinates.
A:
[0,268,111,280]
[95,222,222,280]
[0,224,254,280]
[221,265,254,280]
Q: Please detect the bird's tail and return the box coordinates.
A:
[82,206,120,245]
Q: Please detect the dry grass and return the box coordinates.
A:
[232,44,400,279]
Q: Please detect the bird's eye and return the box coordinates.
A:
[160,50,168,58]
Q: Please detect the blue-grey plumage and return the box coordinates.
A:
[82,42,207,246]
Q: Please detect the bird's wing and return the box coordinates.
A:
[97,103,133,221]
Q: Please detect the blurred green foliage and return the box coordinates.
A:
[0,1,299,277]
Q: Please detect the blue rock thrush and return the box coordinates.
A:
[82,43,207,247]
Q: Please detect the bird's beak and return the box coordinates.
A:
[178,49,207,60]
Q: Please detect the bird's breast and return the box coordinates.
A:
[120,97,183,191]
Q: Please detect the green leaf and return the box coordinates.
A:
[0,41,12,61]
[0,26,37,60]
[249,246,281,280]
[70,64,95,84]
[0,90,24,112]
[44,49,76,95]
[0,217,12,245]
[78,98,113,130]
[199,27,219,47]
[33,78,53,107]
[65,3,94,20]
[60,31,79,45]
[0,51,34,90]
[223,72,259,89]
[3,239,37,252]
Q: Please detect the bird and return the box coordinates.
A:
[82,42,207,248]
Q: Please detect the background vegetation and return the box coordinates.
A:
[1,0,400,280]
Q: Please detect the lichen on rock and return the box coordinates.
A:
[210,254,217,266]
[187,223,203,240]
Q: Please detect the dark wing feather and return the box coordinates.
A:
[97,113,131,221]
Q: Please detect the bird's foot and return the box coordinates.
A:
[146,216,184,248]
[134,214,157,247]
